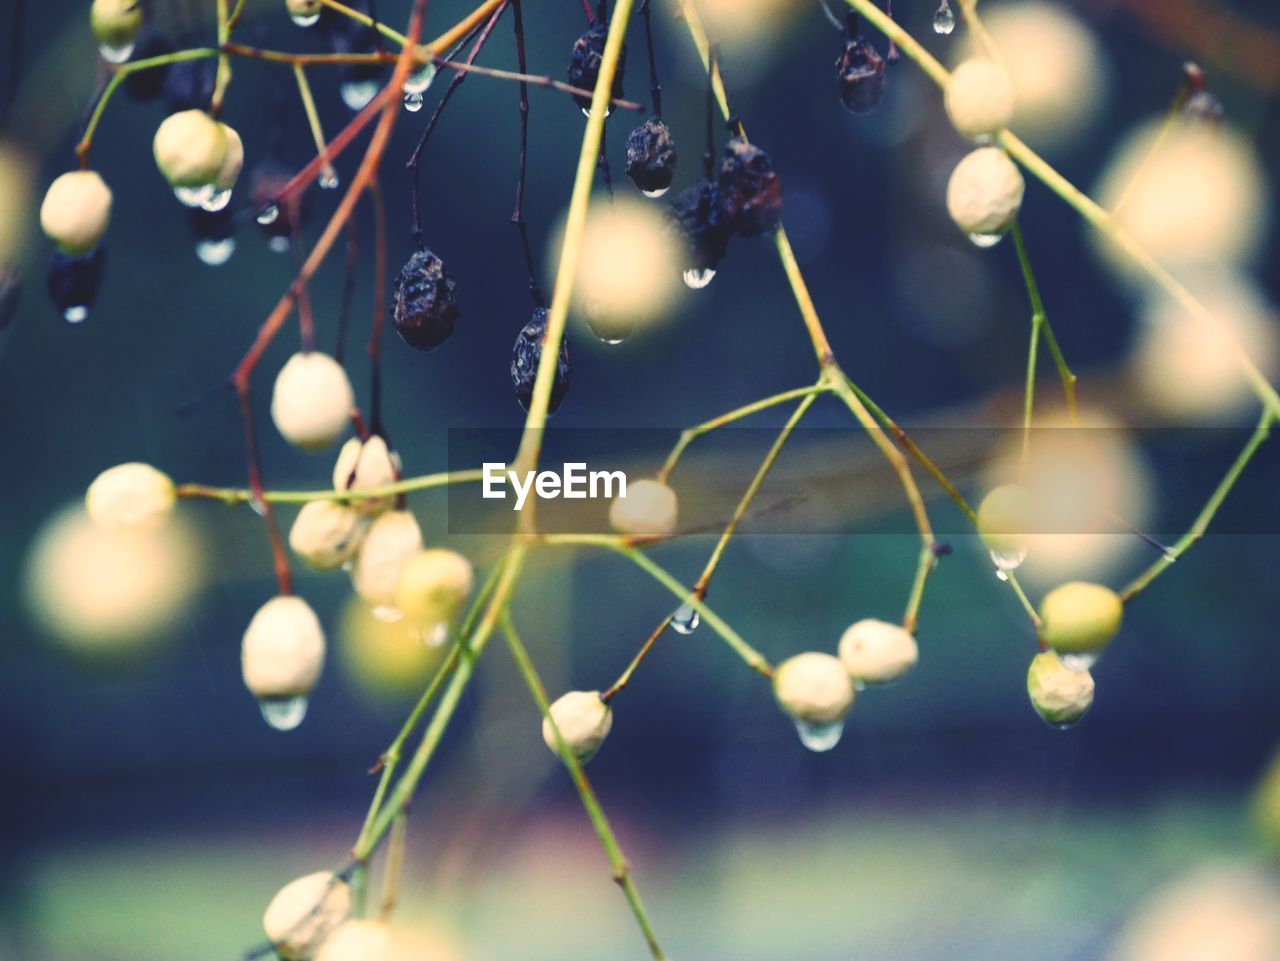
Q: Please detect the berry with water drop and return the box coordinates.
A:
[90,0,142,53]
[946,146,1025,241]
[241,595,326,704]
[836,34,886,115]
[511,307,572,414]
[393,548,474,631]
[773,652,856,726]
[625,116,677,197]
[153,109,229,189]
[667,178,730,275]
[567,20,626,114]
[1039,581,1123,656]
[1026,650,1094,727]
[46,247,106,320]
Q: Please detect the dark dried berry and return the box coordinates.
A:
[667,179,730,273]
[393,249,460,352]
[567,20,626,114]
[1182,90,1224,125]
[837,36,886,115]
[511,308,572,414]
[716,137,783,237]
[124,30,174,102]
[162,58,216,113]
[625,116,677,197]
[47,248,106,320]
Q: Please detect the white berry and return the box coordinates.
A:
[945,58,1015,141]
[271,352,355,452]
[542,690,613,763]
[393,549,474,629]
[153,110,229,188]
[946,146,1024,238]
[85,462,175,530]
[91,0,142,49]
[40,171,112,254]
[351,510,423,610]
[241,595,326,698]
[314,921,393,961]
[286,0,323,17]
[289,500,364,571]
[837,618,918,684]
[609,478,678,537]
[333,435,399,515]
[262,871,352,960]
[773,652,855,725]
[1026,650,1094,727]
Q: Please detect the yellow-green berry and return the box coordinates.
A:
[1026,650,1094,727]
[1039,581,1123,655]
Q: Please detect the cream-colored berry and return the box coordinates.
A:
[91,0,142,49]
[946,147,1025,238]
[1039,581,1123,655]
[773,652,855,725]
[271,352,355,452]
[608,478,678,537]
[153,110,229,188]
[262,871,352,960]
[351,510,423,610]
[314,921,392,961]
[837,618,918,684]
[86,462,175,530]
[542,690,613,763]
[241,595,326,698]
[393,549,474,629]
[40,171,112,254]
[289,500,364,571]
[216,124,244,191]
[1026,650,1094,727]
[945,58,1015,141]
[333,435,399,515]
[976,483,1035,560]
[286,0,323,17]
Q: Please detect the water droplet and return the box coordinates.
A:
[174,183,216,208]
[340,79,379,111]
[402,91,424,112]
[420,622,448,647]
[1053,719,1081,731]
[933,0,956,35]
[319,169,340,190]
[641,186,670,199]
[852,678,867,692]
[989,547,1027,573]
[196,237,236,266]
[579,105,614,119]
[201,187,232,212]
[100,42,135,64]
[968,231,1005,249]
[248,499,266,517]
[794,719,844,752]
[995,569,1009,581]
[1059,652,1097,672]
[259,695,309,730]
[256,204,280,226]
[403,63,437,96]
[682,268,716,289]
[671,603,700,635]
[372,606,403,624]
[268,236,291,254]
[63,305,89,323]
[290,11,320,26]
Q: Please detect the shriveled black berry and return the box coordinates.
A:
[625,116,677,197]
[47,248,106,319]
[716,137,783,237]
[667,179,730,273]
[511,308,572,414]
[124,30,174,101]
[837,36,886,115]
[567,20,626,113]
[393,249,460,352]
[1182,90,1224,125]
[162,58,216,113]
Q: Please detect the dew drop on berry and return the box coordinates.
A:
[404,63,437,96]
[403,91,424,112]
[671,603,700,634]
[968,231,1004,249]
[196,237,236,266]
[319,169,340,190]
[794,719,844,752]
[290,11,321,26]
[995,569,1009,581]
[64,305,89,324]
[989,547,1027,573]
[99,42,135,64]
[682,267,716,289]
[1059,652,1097,672]
[932,0,956,35]
[642,187,669,199]
[258,695,309,731]
[201,187,233,212]
[257,204,280,226]
[340,79,379,111]
[174,184,216,208]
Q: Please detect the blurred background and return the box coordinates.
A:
[2,0,1280,958]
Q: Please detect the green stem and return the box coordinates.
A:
[1011,221,1078,427]
[293,64,339,185]
[176,467,485,507]
[500,615,666,960]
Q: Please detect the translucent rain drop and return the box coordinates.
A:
[933,0,956,35]
[402,91,425,113]
[259,695,309,731]
[319,169,340,190]
[174,184,216,208]
[201,187,232,212]
[403,63,437,96]
[196,238,236,266]
[340,80,379,111]
[268,236,291,254]
[989,547,1028,573]
[641,186,670,199]
[99,42,135,64]
[682,268,716,290]
[290,11,321,27]
[1060,652,1097,672]
[968,232,1005,249]
[579,106,614,119]
[794,719,844,752]
[671,603,700,635]
[63,305,89,324]
[256,204,280,226]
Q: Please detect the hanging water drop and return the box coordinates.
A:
[268,236,291,254]
[257,203,280,226]
[99,42,135,64]
[340,79,379,111]
[201,187,232,212]
[402,91,424,113]
[682,268,716,290]
[995,568,1009,581]
[319,169,340,190]
[174,183,216,208]
[403,63,437,96]
[63,305,89,323]
[641,186,670,199]
[968,231,1004,248]
[794,719,844,752]
[290,11,320,26]
[1059,652,1097,672]
[258,695,309,731]
[933,0,956,35]
[989,546,1027,573]
[671,603,700,635]
[195,238,236,266]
